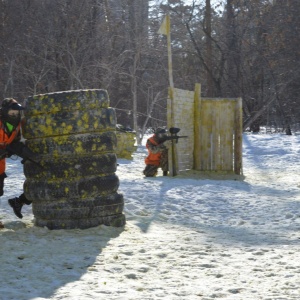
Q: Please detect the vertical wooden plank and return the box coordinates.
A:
[216,103,222,171]
[211,100,221,170]
[208,102,214,170]
[234,97,243,174]
[218,101,226,170]
[194,83,201,170]
[200,101,209,170]
[210,102,216,170]
[223,101,235,171]
[201,100,214,170]
[229,101,235,171]
[218,100,233,171]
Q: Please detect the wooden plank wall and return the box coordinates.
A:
[167,84,242,175]
[195,97,243,174]
[167,88,194,174]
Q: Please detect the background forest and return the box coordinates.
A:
[1,0,299,143]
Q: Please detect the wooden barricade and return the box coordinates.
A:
[167,84,243,176]
[195,97,242,174]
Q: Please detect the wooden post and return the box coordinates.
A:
[234,97,243,174]
[158,15,177,176]
[167,87,177,176]
[193,83,201,170]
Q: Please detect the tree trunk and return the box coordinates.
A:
[205,0,213,96]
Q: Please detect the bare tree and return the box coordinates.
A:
[0,0,299,134]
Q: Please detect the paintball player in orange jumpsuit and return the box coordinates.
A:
[143,128,169,177]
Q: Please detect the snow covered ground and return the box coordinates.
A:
[0,133,300,300]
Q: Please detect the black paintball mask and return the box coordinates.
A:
[155,127,168,142]
[1,98,24,128]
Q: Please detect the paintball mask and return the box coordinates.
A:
[1,98,24,127]
[155,127,167,142]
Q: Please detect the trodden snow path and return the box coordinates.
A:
[0,133,300,300]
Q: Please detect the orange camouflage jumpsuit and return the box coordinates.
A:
[143,135,168,177]
[0,121,21,196]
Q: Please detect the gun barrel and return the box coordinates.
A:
[165,135,188,140]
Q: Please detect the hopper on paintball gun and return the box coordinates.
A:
[164,127,188,143]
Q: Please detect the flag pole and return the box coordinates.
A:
[158,14,177,176]
[158,14,174,89]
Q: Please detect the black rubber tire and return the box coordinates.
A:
[33,204,124,220]
[25,89,109,116]
[24,174,119,201]
[32,193,124,220]
[34,213,126,230]
[24,153,117,179]
[32,192,124,210]
[23,107,116,139]
[25,132,117,157]
[25,131,117,158]
[32,204,124,220]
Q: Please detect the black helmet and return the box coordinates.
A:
[1,98,24,127]
[155,127,166,135]
[155,127,167,142]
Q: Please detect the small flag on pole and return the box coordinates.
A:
[157,15,169,36]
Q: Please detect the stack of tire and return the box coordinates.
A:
[22,89,126,230]
[115,130,137,160]
[116,125,137,160]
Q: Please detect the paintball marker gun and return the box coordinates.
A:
[0,141,42,168]
[164,127,188,143]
